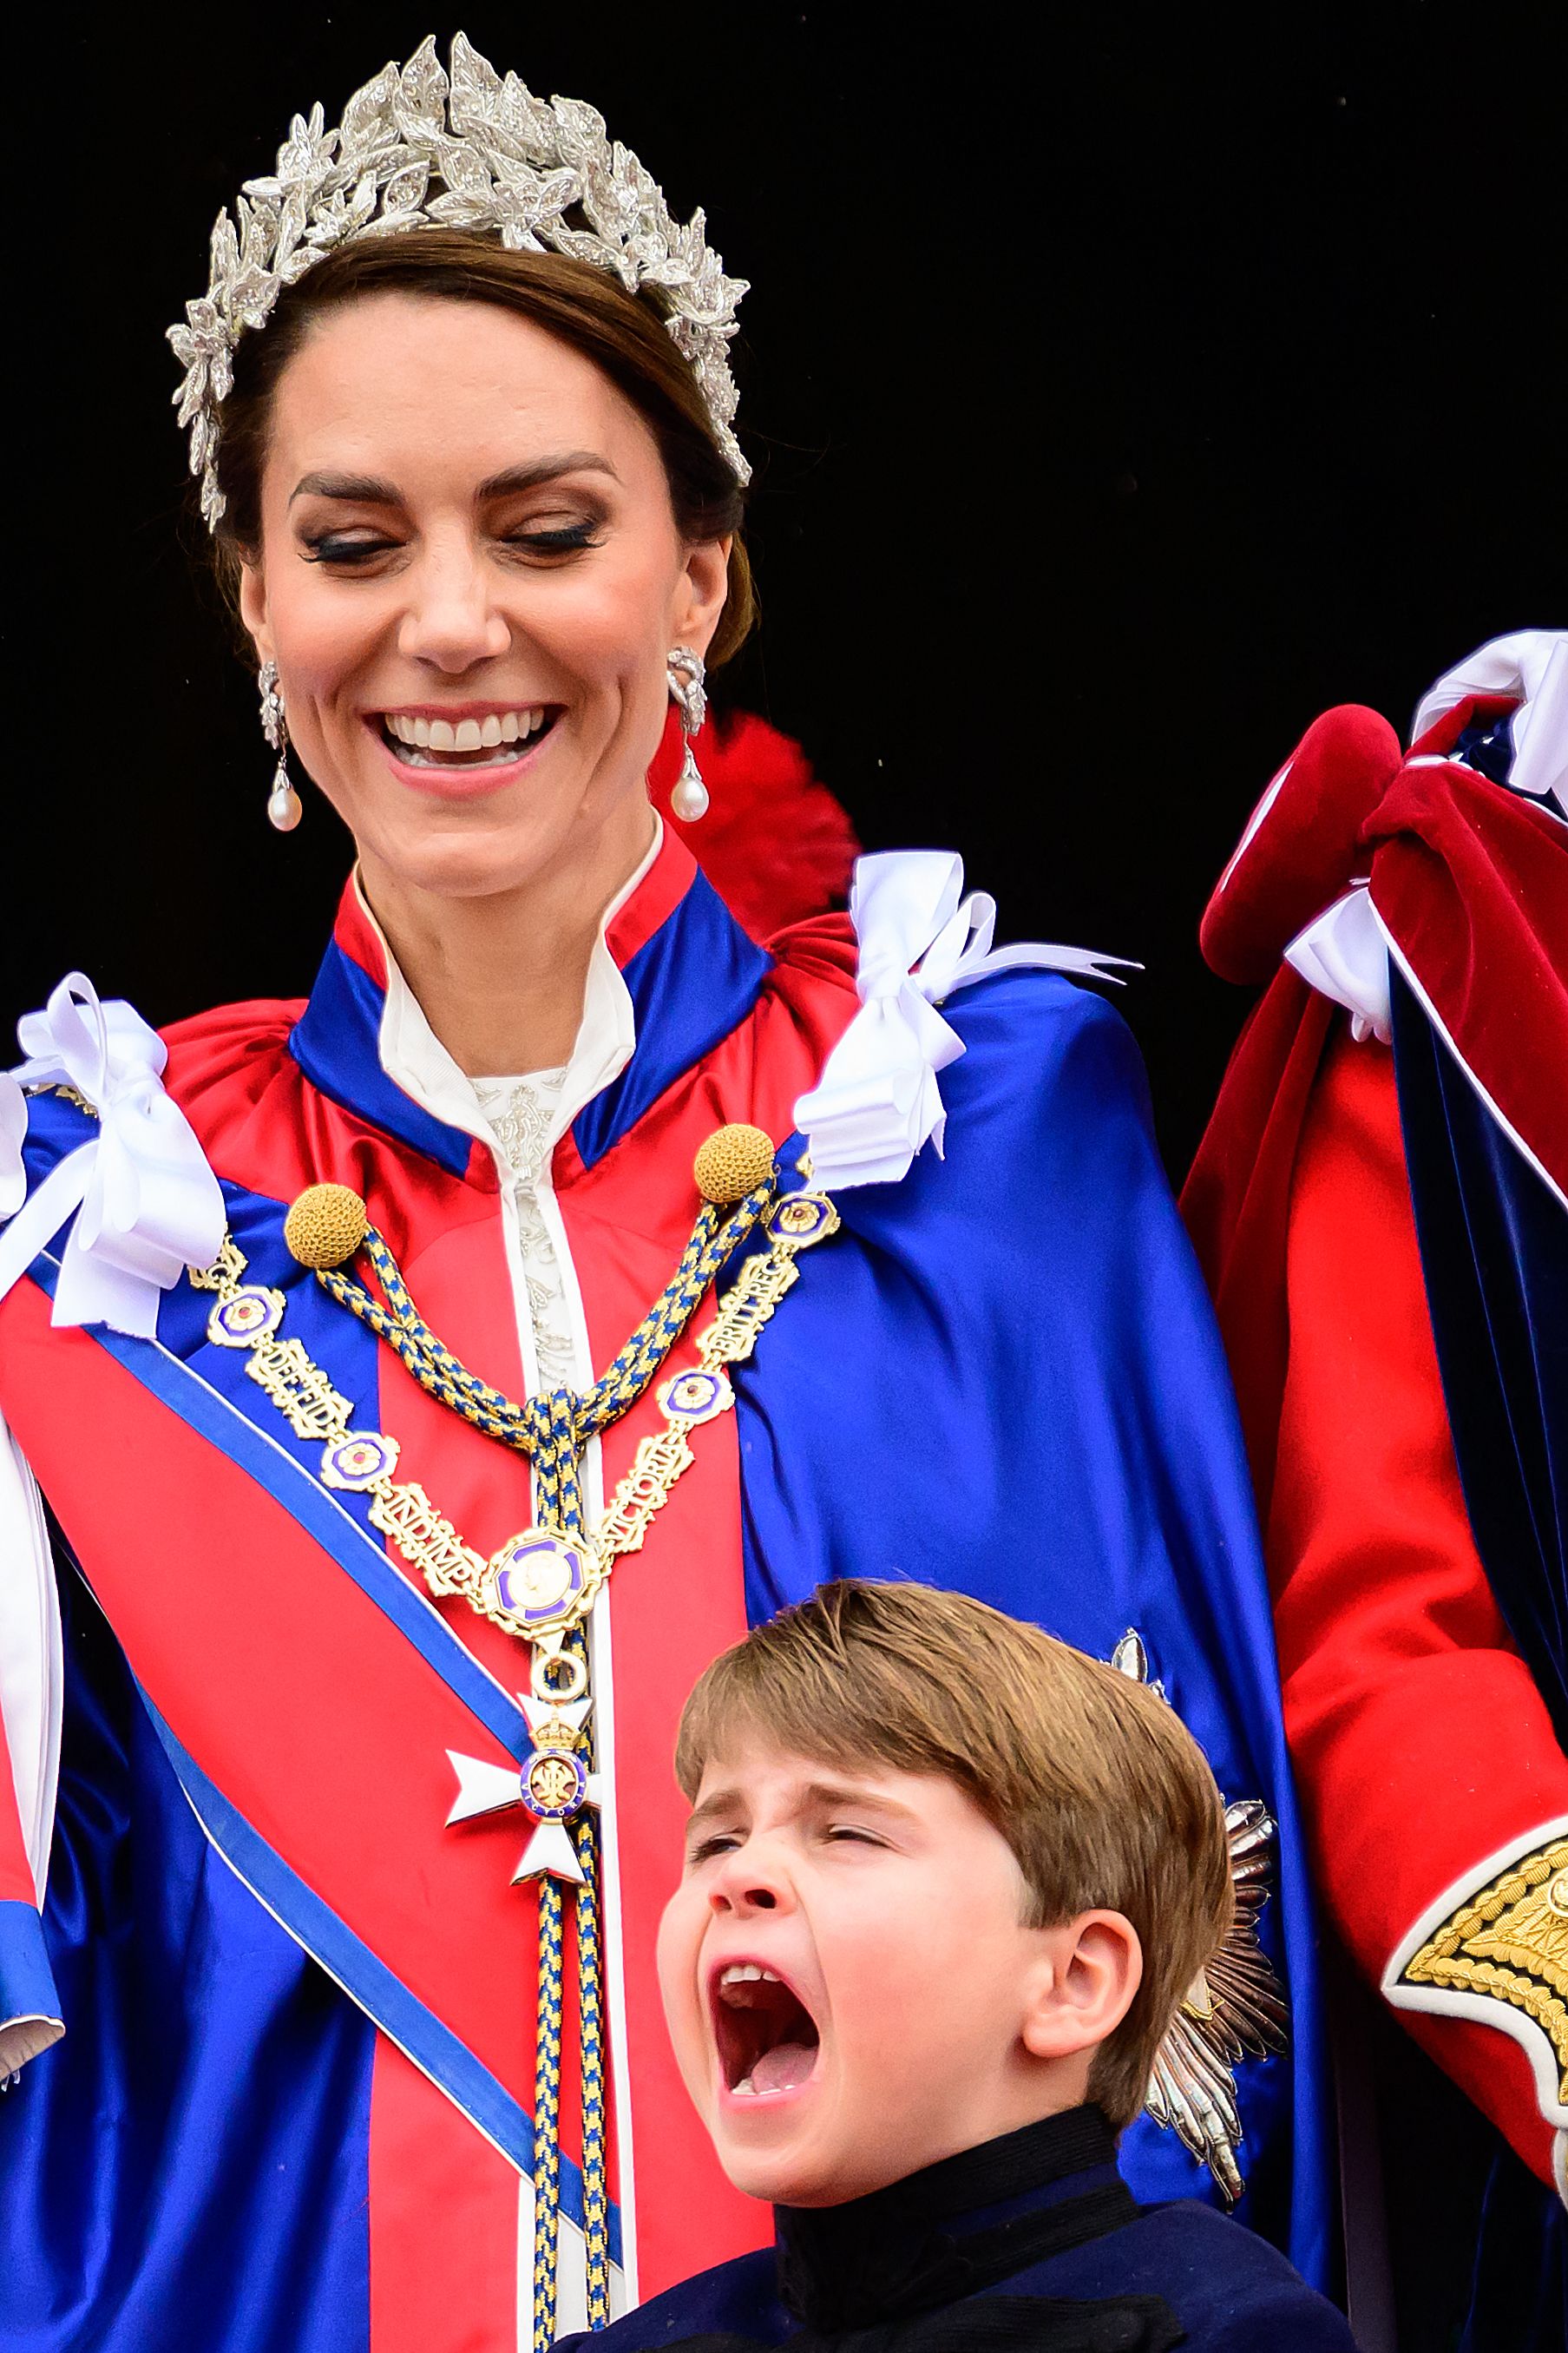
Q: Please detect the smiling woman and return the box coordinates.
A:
[216,235,750,1070]
[0,34,1333,2353]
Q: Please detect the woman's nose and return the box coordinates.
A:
[396,551,511,673]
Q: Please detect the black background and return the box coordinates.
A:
[9,2,1564,1174]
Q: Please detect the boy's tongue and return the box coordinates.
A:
[752,2038,817,2093]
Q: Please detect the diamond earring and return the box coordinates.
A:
[666,647,710,821]
[259,661,303,832]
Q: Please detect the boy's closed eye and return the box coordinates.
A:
[687,1829,745,1864]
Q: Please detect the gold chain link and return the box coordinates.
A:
[194,1186,840,1637]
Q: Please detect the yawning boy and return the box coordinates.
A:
[559,1580,1352,2350]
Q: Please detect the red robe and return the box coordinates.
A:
[1183,685,1568,2203]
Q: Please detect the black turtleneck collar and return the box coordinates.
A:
[773,2105,1136,2337]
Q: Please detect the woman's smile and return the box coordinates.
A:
[239,291,732,925]
[368,699,566,798]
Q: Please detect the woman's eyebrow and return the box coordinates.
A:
[289,469,401,506]
[288,454,620,509]
[477,454,619,497]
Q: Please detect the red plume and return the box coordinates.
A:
[649,706,860,942]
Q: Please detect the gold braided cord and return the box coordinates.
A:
[313,1181,773,1462]
[192,1166,840,2341]
[574,1809,611,2331]
[531,1872,567,2350]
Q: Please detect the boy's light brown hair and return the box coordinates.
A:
[674,1579,1233,2128]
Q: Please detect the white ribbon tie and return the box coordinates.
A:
[795,851,1135,1190]
[0,974,226,1337]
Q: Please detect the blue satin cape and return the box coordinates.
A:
[0,967,1333,2343]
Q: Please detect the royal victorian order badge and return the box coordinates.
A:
[447,1696,605,1887]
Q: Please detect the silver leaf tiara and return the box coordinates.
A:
[168,30,751,529]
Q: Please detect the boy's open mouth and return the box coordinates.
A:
[711,1962,821,2097]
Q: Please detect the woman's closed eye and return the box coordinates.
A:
[501,519,604,556]
[299,518,604,569]
[299,529,400,566]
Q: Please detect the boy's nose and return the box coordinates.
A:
[706,1844,793,1917]
[711,1883,777,1914]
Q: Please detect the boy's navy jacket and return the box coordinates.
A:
[554,2107,1355,2351]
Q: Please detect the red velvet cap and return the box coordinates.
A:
[1199,706,1403,985]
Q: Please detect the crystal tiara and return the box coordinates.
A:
[168,31,751,529]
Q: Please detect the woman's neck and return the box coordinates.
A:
[358,801,657,1079]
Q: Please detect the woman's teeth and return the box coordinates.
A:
[383,708,550,765]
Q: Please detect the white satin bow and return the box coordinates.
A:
[0,974,226,1336]
[794,851,1134,1190]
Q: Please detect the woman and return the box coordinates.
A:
[0,36,1329,2353]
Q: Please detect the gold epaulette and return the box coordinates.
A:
[1388,1825,1568,2121]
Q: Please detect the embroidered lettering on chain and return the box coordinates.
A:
[698,1248,800,1364]
[190,1173,841,1651]
[595,1425,698,1557]
[367,1482,484,1598]
[246,1338,353,1443]
[188,1232,248,1293]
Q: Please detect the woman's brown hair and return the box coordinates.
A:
[206,227,756,665]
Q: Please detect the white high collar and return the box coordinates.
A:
[364,818,663,1158]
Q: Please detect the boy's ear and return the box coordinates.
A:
[1020,1911,1143,2062]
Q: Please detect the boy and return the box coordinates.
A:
[560,1580,1353,2350]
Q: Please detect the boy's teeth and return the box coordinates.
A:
[719,1964,781,1988]
[733,2075,756,2096]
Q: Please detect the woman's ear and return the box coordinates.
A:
[1020,1911,1143,2064]
[237,557,273,669]
[671,536,732,661]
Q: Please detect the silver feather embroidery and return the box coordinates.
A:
[1112,1629,1290,2205]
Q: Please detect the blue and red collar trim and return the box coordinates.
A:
[288,832,772,1180]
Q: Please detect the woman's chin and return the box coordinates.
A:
[352,808,579,904]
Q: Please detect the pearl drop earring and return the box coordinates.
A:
[666,646,710,821]
[258,661,303,832]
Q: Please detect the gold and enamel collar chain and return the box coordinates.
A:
[188,1121,838,2345]
[194,1121,837,1862]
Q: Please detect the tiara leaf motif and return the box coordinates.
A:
[168,32,751,529]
